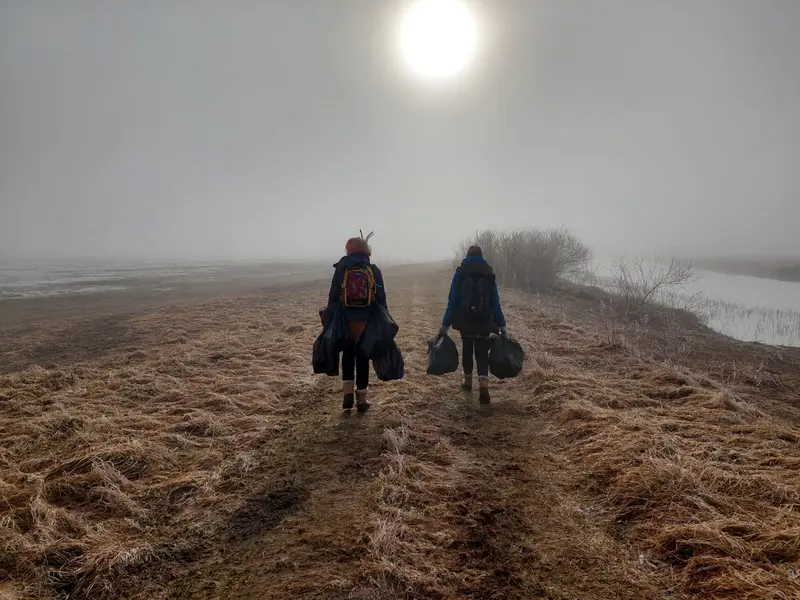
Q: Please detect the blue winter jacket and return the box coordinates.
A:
[442,256,506,333]
[327,253,387,322]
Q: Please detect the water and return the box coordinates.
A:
[0,260,323,300]
[0,260,225,299]
[686,270,800,313]
[686,270,800,347]
[588,258,800,347]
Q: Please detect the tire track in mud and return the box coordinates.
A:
[432,308,673,600]
[344,279,565,599]
[440,398,635,600]
[167,274,423,600]
[348,285,668,600]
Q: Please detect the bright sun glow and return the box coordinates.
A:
[398,0,479,81]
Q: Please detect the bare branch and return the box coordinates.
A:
[612,255,698,313]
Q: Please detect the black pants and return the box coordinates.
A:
[461,335,490,378]
[342,340,370,390]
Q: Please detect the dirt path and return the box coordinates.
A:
[165,275,426,600]
[160,272,671,599]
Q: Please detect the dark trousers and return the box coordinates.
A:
[342,340,370,390]
[461,335,490,378]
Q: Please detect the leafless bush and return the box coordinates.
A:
[611,255,698,313]
[455,227,592,292]
[569,262,601,288]
[592,256,700,363]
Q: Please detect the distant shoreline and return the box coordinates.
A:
[691,258,800,284]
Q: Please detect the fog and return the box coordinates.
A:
[1,0,798,263]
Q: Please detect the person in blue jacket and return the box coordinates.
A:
[327,232,387,413]
[439,245,508,404]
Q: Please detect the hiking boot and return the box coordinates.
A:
[461,375,473,392]
[343,394,355,410]
[356,389,370,414]
[478,388,491,404]
[343,381,355,410]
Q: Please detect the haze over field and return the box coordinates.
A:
[1,0,799,262]
[3,4,800,599]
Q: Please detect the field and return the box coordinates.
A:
[1,264,799,599]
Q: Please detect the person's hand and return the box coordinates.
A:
[500,326,509,337]
[438,326,450,338]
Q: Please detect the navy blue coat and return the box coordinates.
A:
[442,256,506,336]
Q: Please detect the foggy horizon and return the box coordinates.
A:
[2,0,799,264]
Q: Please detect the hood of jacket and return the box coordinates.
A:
[458,255,494,278]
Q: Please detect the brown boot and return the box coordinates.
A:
[478,377,490,405]
[461,374,473,392]
[343,380,355,410]
[356,388,370,414]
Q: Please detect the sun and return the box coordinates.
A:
[398,0,479,81]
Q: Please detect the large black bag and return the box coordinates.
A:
[426,334,459,375]
[323,303,348,352]
[312,332,339,376]
[373,341,405,382]
[489,335,524,379]
[360,304,399,360]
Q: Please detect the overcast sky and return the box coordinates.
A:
[1,0,798,262]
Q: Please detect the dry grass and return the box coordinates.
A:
[1,265,799,599]
[363,421,469,598]
[0,290,324,599]
[522,294,800,598]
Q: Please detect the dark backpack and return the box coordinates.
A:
[459,273,492,321]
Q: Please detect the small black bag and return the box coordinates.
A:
[426,334,459,375]
[360,304,399,360]
[373,340,405,381]
[489,335,524,379]
[312,332,339,376]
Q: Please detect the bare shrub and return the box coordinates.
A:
[570,261,601,288]
[590,257,700,364]
[611,255,698,313]
[455,227,592,292]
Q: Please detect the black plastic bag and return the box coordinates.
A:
[312,332,339,376]
[489,335,524,379]
[323,303,348,352]
[426,334,459,375]
[360,304,399,360]
[373,340,405,381]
